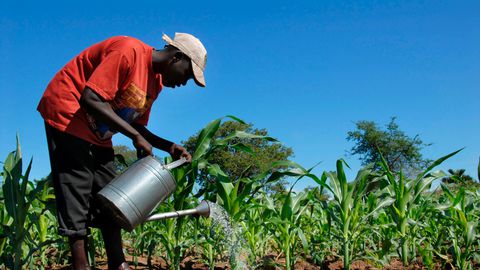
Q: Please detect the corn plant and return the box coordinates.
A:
[205,164,269,269]
[365,211,396,265]
[379,149,461,265]
[417,240,435,270]
[130,214,175,269]
[323,160,394,270]
[24,177,57,268]
[301,187,331,265]
[440,185,478,270]
[263,190,309,270]
[0,136,58,269]
[407,194,445,265]
[421,212,449,262]
[194,217,223,270]
[140,194,196,270]
[0,180,9,259]
[241,199,272,267]
[1,136,31,269]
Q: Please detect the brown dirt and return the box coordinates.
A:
[321,256,379,270]
[44,253,470,270]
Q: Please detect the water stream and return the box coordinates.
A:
[207,202,250,270]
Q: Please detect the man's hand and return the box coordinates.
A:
[133,134,153,158]
[130,124,190,161]
[169,144,192,162]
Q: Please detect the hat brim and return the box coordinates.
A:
[192,61,206,87]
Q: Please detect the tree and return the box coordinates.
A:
[442,169,474,184]
[182,121,294,194]
[441,169,480,191]
[113,145,138,173]
[347,117,431,174]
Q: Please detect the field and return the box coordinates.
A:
[1,117,479,270]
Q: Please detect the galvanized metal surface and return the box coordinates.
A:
[145,200,211,222]
[97,156,186,231]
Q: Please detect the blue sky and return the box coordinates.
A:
[1,1,479,190]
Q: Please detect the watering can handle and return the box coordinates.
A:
[163,157,187,170]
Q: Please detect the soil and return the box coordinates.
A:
[45,254,461,270]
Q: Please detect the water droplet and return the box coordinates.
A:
[207,201,250,270]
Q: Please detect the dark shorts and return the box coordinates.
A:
[45,123,117,237]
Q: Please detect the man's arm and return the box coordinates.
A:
[80,87,153,155]
[131,123,192,162]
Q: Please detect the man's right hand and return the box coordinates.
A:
[133,134,153,158]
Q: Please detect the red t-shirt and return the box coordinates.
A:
[37,36,163,147]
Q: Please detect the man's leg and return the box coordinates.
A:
[45,123,94,269]
[100,226,128,269]
[90,145,131,270]
[69,236,91,270]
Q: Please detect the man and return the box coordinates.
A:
[37,33,207,270]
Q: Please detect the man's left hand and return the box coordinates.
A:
[169,144,192,162]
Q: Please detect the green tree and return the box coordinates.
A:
[347,117,430,174]
[113,145,138,173]
[182,121,294,195]
[442,169,474,184]
[441,169,480,191]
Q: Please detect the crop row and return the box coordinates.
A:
[1,117,479,270]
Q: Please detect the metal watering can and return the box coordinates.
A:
[97,156,210,231]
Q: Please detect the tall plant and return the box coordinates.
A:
[440,185,478,270]
[260,163,325,270]
[379,149,461,265]
[323,160,394,270]
[0,136,57,269]
[264,191,310,270]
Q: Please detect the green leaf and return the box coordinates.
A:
[453,189,465,208]
[416,149,462,180]
[216,130,278,147]
[15,134,22,164]
[21,158,33,199]
[466,222,476,247]
[208,164,234,212]
[225,115,246,124]
[440,184,454,202]
[254,160,306,184]
[3,151,15,172]
[411,173,442,203]
[352,167,370,202]
[296,228,309,255]
[456,209,467,228]
[392,204,402,218]
[193,118,221,160]
[280,192,293,220]
[231,143,254,155]
[114,154,128,168]
[3,170,19,222]
[365,197,395,219]
[327,170,342,204]
[264,195,276,211]
[336,160,348,199]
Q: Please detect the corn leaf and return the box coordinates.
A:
[281,192,293,220]
[193,118,221,160]
[415,149,462,180]
[225,115,246,124]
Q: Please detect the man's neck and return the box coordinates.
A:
[151,50,169,74]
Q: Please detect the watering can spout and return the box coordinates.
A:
[194,200,211,218]
[145,200,211,222]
